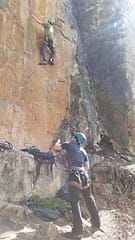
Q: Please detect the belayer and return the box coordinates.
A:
[32,14,56,65]
[53,132,101,239]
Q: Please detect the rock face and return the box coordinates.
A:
[0,0,77,150]
[0,1,135,237]
[0,202,135,240]
[72,0,135,152]
[1,0,135,151]
[0,0,101,201]
[0,150,66,204]
[0,0,135,154]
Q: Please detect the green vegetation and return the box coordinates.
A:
[29,195,70,209]
[27,195,72,223]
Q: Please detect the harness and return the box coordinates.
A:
[66,167,90,190]
[43,35,49,43]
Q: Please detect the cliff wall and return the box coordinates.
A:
[72,0,135,152]
[0,0,135,202]
[0,0,77,150]
[1,0,135,154]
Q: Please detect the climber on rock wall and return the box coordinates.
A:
[32,14,56,65]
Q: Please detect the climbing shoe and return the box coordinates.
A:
[49,58,54,65]
[39,60,47,65]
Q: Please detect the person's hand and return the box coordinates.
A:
[57,139,61,144]
[53,139,61,151]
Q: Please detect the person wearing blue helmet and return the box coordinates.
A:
[54,132,100,239]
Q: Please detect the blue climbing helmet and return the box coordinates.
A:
[74,132,87,144]
[48,17,55,25]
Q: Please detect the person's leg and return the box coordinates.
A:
[48,39,56,64]
[69,185,84,235]
[39,43,47,65]
[81,186,100,228]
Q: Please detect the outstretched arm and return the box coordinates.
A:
[32,14,42,24]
